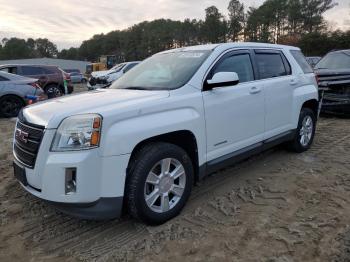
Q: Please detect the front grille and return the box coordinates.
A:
[13,115,45,168]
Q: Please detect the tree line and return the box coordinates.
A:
[1,0,349,62]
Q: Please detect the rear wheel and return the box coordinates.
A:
[0,95,24,118]
[287,108,316,152]
[45,84,63,98]
[126,142,194,225]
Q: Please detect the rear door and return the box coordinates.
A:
[254,49,294,139]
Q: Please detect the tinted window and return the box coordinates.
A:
[291,50,313,73]
[21,66,44,75]
[256,53,288,79]
[0,75,8,81]
[212,54,254,83]
[0,67,17,74]
[315,51,350,70]
[43,67,58,74]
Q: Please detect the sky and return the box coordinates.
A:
[0,0,349,50]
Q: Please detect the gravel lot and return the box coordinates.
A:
[1,87,350,261]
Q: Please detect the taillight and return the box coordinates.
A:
[63,72,71,81]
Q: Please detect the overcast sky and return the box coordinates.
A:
[0,0,349,50]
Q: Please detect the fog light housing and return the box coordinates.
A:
[65,168,76,195]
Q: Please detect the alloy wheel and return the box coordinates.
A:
[299,115,313,147]
[144,158,186,213]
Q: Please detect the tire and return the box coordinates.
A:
[44,84,63,98]
[287,108,316,153]
[81,78,87,84]
[0,95,24,118]
[126,142,194,225]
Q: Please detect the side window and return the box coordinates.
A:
[0,67,17,74]
[211,53,255,83]
[43,67,57,74]
[290,50,313,73]
[0,75,8,81]
[21,66,44,76]
[256,53,288,79]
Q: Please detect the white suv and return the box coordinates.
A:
[13,43,318,224]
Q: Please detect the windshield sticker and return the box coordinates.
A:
[179,52,204,58]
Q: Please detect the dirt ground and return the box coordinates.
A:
[1,87,350,261]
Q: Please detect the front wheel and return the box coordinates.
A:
[287,108,316,153]
[126,143,194,225]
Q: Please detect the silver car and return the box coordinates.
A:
[0,71,45,117]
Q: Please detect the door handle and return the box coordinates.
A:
[249,86,261,94]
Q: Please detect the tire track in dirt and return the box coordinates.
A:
[1,117,350,261]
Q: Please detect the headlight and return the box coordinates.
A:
[51,114,102,152]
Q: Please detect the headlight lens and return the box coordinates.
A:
[51,114,102,152]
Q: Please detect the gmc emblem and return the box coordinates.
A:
[15,129,29,143]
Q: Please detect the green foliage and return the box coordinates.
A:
[228,0,245,41]
[0,38,58,60]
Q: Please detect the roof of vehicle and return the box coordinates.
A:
[328,49,350,54]
[160,42,300,54]
[0,64,59,68]
[0,71,35,81]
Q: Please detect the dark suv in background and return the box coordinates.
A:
[315,50,350,115]
[0,64,73,98]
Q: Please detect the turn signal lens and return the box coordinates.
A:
[91,131,100,146]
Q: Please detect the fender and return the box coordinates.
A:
[100,107,206,165]
[292,84,319,127]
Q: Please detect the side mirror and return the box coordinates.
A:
[205,72,239,90]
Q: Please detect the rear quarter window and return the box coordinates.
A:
[21,66,45,75]
[290,50,313,73]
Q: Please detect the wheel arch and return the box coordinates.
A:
[127,130,200,183]
[0,93,26,105]
[302,99,319,117]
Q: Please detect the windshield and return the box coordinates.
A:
[315,51,350,70]
[110,50,212,90]
[109,63,125,73]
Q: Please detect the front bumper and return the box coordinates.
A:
[14,128,130,220]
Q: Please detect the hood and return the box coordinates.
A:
[315,68,350,88]
[22,89,170,128]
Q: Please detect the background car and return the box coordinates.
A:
[306,56,321,68]
[87,61,140,90]
[0,64,73,98]
[315,49,350,115]
[64,69,87,84]
[0,71,45,117]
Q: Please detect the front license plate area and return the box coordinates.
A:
[13,162,28,186]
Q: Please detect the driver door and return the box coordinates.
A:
[202,50,265,162]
